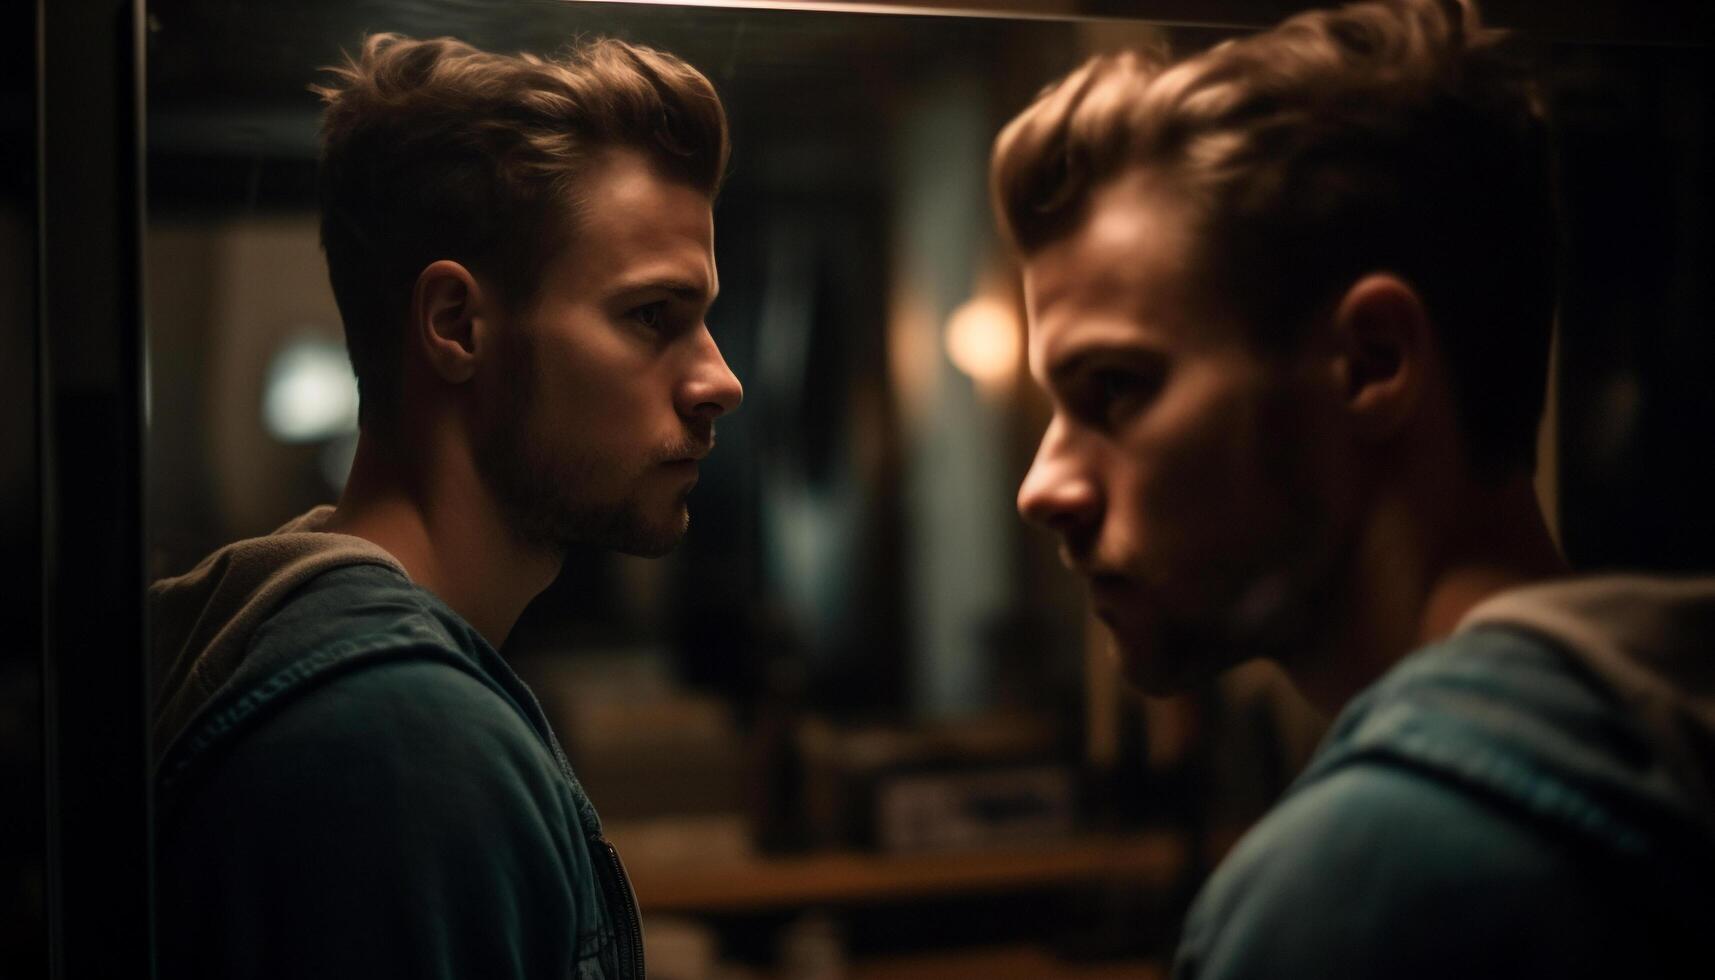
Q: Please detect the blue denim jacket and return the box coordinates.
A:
[155,563,643,979]
[1175,598,1715,980]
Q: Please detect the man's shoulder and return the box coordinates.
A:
[227,563,501,737]
[1177,758,1620,979]
[190,657,570,807]
[1200,755,1590,905]
[157,566,533,808]
[156,657,598,980]
[162,654,563,799]
[1175,627,1707,979]
[251,562,482,664]
[1313,625,1703,858]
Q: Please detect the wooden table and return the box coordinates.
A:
[620,832,1188,914]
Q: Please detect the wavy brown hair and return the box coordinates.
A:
[992,0,1555,476]
[313,34,730,428]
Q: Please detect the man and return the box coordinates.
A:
[993,0,1713,975]
[149,35,741,979]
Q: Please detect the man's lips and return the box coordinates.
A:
[670,431,715,463]
[1088,571,1131,592]
[1087,571,1130,599]
[1056,541,1131,590]
[1085,572,1142,625]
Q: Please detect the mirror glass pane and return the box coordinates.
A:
[143,2,1715,975]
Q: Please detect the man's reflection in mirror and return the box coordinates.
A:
[150,34,740,980]
[996,0,1713,975]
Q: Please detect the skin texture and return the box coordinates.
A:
[324,147,743,648]
[474,152,736,559]
[1016,169,1566,713]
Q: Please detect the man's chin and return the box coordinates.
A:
[606,506,690,558]
[523,500,689,558]
[1105,619,1244,695]
[613,535,682,559]
[1115,644,1198,696]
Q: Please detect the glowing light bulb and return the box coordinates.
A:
[262,337,359,443]
[944,296,1021,393]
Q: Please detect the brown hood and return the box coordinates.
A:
[149,506,406,760]
[1459,575,1715,838]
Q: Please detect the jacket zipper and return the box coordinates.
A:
[596,837,646,979]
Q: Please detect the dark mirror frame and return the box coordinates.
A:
[2,1,44,976]
[36,0,152,977]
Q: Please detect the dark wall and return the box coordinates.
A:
[0,0,44,974]
[1077,0,1710,45]
[1551,44,1715,571]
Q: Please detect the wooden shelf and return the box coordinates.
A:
[623,832,1188,914]
[852,945,1165,980]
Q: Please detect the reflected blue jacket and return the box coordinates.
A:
[1175,576,1715,979]
[151,508,643,979]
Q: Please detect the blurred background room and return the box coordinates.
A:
[142,3,1327,976]
[5,0,1713,977]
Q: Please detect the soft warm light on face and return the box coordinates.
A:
[262,336,359,443]
[944,296,1021,394]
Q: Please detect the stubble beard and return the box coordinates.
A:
[1116,396,1352,694]
[475,337,693,560]
[483,422,691,559]
[1126,534,1346,693]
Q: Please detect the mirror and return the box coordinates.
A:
[141,2,1715,976]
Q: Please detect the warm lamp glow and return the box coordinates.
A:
[944,296,1021,393]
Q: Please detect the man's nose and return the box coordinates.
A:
[679,326,744,421]
[1017,418,1101,537]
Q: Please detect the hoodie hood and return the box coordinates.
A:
[1296,572,1715,888]
[1458,575,1715,841]
[149,505,406,760]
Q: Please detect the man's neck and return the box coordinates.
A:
[1288,473,1569,717]
[321,431,560,650]
[1415,476,1569,644]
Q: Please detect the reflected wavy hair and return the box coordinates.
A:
[313,34,730,428]
[992,0,1555,476]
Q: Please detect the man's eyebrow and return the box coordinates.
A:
[1045,343,1161,387]
[609,277,718,304]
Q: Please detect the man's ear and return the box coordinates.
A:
[411,260,489,384]
[1328,273,1432,439]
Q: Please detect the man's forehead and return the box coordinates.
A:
[1034,174,1196,297]
[1021,176,1227,377]
[559,150,717,295]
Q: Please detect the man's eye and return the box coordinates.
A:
[1097,370,1136,400]
[1085,368,1160,424]
[628,302,667,330]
